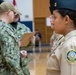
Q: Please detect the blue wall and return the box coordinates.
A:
[20,21,33,31]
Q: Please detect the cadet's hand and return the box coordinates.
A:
[20,50,28,58]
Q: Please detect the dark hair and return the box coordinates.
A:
[57,9,76,26]
[0,0,4,4]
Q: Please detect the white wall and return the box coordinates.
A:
[16,0,33,21]
[4,0,33,21]
[4,0,12,2]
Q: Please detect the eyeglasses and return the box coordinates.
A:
[13,11,16,15]
[10,10,16,15]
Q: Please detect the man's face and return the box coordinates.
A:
[8,10,15,23]
[13,14,20,22]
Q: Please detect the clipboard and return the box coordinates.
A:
[20,32,35,47]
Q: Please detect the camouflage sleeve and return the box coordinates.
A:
[23,24,31,32]
[0,31,24,75]
[26,26,31,33]
[19,22,31,33]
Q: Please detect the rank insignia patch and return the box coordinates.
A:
[67,50,76,63]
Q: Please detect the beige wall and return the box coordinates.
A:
[33,0,50,17]
[33,0,53,44]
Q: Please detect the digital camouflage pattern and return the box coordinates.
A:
[13,22,31,40]
[0,21,24,75]
[11,22,31,75]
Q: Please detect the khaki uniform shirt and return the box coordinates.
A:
[50,32,63,48]
[50,31,64,56]
[50,32,57,48]
[50,34,64,56]
[46,30,76,75]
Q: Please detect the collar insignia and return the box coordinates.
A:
[54,2,57,7]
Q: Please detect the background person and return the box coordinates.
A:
[34,29,42,46]
[10,9,31,75]
[10,9,34,47]
[10,9,31,40]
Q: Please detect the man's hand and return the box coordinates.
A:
[30,36,35,45]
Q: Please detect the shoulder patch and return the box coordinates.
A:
[66,50,76,63]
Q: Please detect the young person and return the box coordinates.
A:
[46,0,76,75]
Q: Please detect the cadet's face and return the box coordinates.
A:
[52,10,67,34]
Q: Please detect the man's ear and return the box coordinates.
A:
[6,10,11,16]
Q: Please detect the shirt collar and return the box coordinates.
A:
[63,30,76,42]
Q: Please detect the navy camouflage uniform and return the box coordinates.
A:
[0,21,24,75]
[11,22,31,75]
[11,22,31,39]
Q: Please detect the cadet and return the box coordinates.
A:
[0,2,25,75]
[10,8,31,75]
[46,0,76,75]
